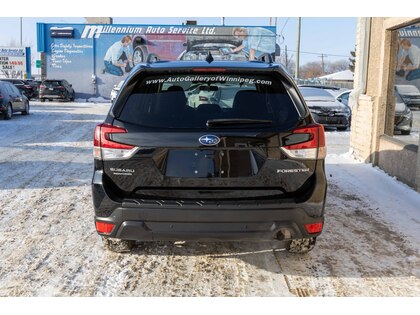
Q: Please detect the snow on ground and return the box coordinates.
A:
[75,97,110,103]
[0,102,419,296]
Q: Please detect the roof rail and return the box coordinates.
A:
[146,53,160,64]
[257,53,274,64]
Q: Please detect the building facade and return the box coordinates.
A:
[36,23,277,99]
[350,17,420,191]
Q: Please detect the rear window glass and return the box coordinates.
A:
[118,73,299,129]
[396,85,420,94]
[299,87,336,101]
[43,81,62,87]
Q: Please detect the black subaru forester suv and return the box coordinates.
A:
[92,59,327,253]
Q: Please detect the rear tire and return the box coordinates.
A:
[40,98,45,103]
[22,101,30,115]
[337,126,348,131]
[401,130,411,135]
[3,103,12,120]
[287,237,316,253]
[102,237,135,253]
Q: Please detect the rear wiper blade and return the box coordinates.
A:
[206,118,272,128]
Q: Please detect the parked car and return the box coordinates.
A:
[186,84,253,109]
[92,59,327,253]
[394,92,413,135]
[26,79,42,98]
[186,84,219,107]
[39,79,75,102]
[395,84,420,108]
[298,84,349,97]
[336,90,351,108]
[110,80,124,103]
[0,80,30,119]
[299,86,351,131]
[336,90,413,135]
[0,78,36,99]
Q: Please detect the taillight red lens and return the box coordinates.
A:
[40,85,46,89]
[95,221,115,234]
[284,124,325,150]
[304,222,323,234]
[94,123,137,160]
[199,96,209,101]
[24,85,32,89]
[94,123,134,150]
[281,124,326,159]
[57,86,65,90]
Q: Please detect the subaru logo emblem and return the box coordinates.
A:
[199,135,220,146]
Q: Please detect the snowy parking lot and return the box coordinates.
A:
[0,101,419,296]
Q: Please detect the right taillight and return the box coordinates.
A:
[94,123,138,160]
[282,124,326,159]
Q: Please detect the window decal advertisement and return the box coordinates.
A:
[37,23,277,99]
[396,24,420,84]
[395,24,420,109]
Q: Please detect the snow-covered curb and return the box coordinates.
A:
[75,97,110,103]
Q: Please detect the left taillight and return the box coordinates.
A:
[282,124,326,159]
[94,123,138,160]
[95,221,115,234]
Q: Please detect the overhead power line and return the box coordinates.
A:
[279,17,290,37]
[285,48,349,58]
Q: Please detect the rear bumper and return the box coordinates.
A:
[311,114,350,128]
[95,206,323,241]
[39,94,66,99]
[92,167,327,242]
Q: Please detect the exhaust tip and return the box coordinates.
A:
[276,228,292,241]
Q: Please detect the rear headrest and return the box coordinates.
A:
[158,88,187,114]
[197,103,221,115]
[232,90,267,117]
[167,85,185,93]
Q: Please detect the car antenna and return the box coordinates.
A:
[206,51,214,64]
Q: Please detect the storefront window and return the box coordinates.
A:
[391,23,420,145]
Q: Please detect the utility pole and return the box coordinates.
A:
[318,53,327,75]
[285,45,288,69]
[295,17,301,80]
[221,17,225,26]
[20,17,22,46]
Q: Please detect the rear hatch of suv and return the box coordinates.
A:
[40,80,65,96]
[94,69,324,202]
